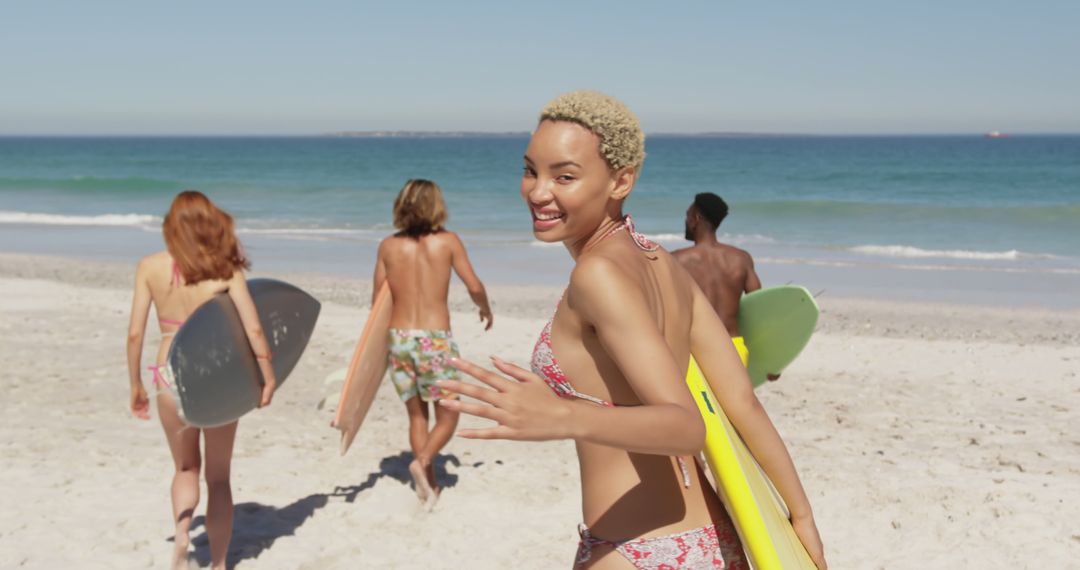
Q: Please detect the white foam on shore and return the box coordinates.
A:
[645,233,688,243]
[0,211,159,227]
[647,232,777,246]
[529,232,776,247]
[849,244,1051,261]
[237,227,378,237]
[0,211,394,244]
[760,256,1080,275]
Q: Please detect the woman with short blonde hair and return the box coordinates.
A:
[440,91,826,569]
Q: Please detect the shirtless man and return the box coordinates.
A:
[374,179,493,508]
[672,192,762,368]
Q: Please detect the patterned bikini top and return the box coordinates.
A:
[530,215,658,406]
[529,217,691,486]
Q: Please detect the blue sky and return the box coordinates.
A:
[2,1,1077,135]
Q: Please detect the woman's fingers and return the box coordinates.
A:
[449,357,513,391]
[489,356,537,383]
[260,386,274,408]
[132,402,150,420]
[439,397,508,424]
[436,379,502,406]
[131,389,151,420]
[457,426,515,440]
[441,357,567,443]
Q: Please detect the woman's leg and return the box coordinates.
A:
[405,396,434,501]
[203,421,238,570]
[405,395,430,458]
[157,393,201,569]
[415,336,460,492]
[418,402,459,490]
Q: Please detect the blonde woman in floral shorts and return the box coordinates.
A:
[388,329,461,403]
[373,179,493,508]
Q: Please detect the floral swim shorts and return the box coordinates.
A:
[387,329,460,402]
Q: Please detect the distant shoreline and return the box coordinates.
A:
[319,130,813,139]
[323,130,529,138]
[4,132,1079,139]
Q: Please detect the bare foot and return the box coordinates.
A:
[172,535,191,570]
[409,459,433,502]
[426,462,438,492]
[424,487,441,512]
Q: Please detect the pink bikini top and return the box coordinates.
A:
[529,217,692,486]
[531,316,612,406]
[158,261,186,335]
[530,215,658,407]
[150,262,187,387]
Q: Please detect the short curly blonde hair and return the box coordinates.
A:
[539,90,645,172]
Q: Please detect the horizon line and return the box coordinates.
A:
[2,130,1078,138]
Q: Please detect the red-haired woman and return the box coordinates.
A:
[126,190,277,570]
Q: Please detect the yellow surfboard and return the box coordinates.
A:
[686,356,816,569]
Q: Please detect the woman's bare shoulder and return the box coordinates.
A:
[136,250,170,274]
[378,234,405,252]
[567,254,637,309]
[430,229,462,244]
[421,231,463,254]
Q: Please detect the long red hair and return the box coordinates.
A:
[162,190,250,283]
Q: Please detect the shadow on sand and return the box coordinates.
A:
[332,451,461,503]
[179,451,460,567]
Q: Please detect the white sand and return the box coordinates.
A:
[0,254,1077,569]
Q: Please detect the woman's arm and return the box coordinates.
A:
[448,233,492,330]
[440,255,704,456]
[226,271,276,407]
[126,259,152,420]
[688,282,826,568]
[561,256,704,454]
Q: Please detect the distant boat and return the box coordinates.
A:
[985,131,1009,138]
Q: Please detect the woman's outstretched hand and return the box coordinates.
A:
[438,356,573,441]
[130,385,150,420]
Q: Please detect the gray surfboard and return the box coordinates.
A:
[168,278,321,427]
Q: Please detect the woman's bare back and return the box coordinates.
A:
[142,251,230,363]
[379,232,457,330]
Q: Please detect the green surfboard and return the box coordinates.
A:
[738,286,819,388]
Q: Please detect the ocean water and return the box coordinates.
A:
[1,136,1078,307]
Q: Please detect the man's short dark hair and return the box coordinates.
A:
[693,193,728,228]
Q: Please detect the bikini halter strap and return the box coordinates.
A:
[595,214,658,252]
[622,214,659,252]
[171,261,183,287]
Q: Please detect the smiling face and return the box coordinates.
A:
[521,120,635,248]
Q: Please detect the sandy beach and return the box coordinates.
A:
[1,252,1077,569]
